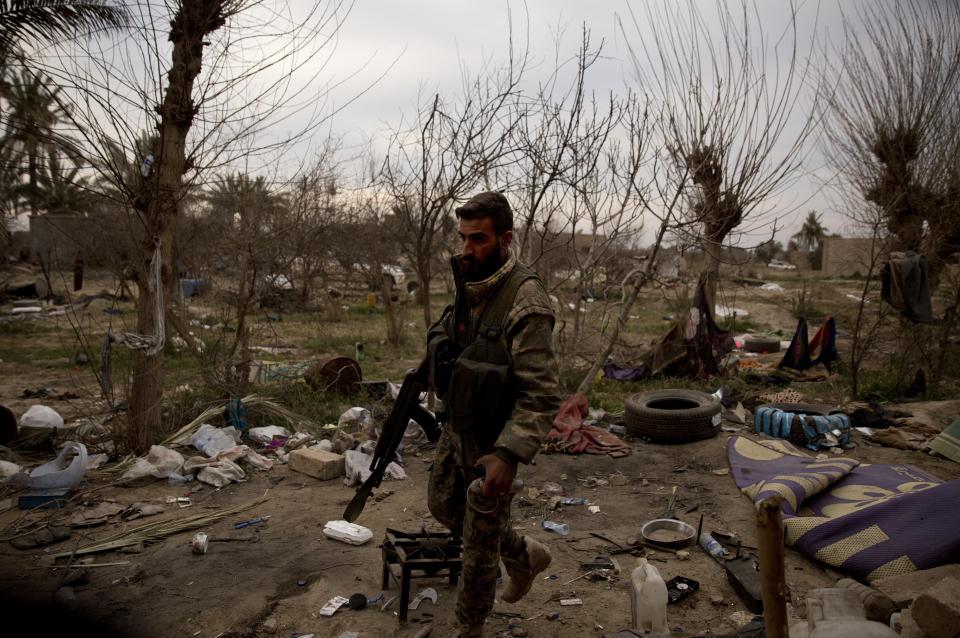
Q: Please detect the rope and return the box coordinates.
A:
[108,241,166,356]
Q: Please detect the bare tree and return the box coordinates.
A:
[34,0,360,452]
[381,43,528,327]
[621,0,821,309]
[821,0,960,282]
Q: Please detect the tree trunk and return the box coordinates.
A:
[703,237,721,313]
[418,258,432,327]
[127,0,226,454]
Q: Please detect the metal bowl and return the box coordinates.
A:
[640,518,696,549]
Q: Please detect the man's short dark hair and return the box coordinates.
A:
[455,191,513,235]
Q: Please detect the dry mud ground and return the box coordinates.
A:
[1,428,958,638]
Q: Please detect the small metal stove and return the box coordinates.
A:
[381,528,462,622]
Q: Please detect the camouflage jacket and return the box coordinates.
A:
[447,251,560,464]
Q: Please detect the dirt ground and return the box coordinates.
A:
[1,267,958,637]
[2,422,958,638]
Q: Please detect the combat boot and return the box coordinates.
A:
[500,536,552,603]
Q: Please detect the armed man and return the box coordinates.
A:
[427,191,561,637]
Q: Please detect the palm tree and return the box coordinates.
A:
[792,211,828,252]
[22,149,94,215]
[0,68,71,214]
[0,0,128,64]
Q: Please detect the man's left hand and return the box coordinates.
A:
[475,453,517,498]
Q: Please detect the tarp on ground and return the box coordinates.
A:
[603,275,735,382]
[726,435,960,582]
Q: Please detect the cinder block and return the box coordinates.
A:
[874,565,960,607]
[912,576,960,638]
[898,610,925,638]
[289,448,344,481]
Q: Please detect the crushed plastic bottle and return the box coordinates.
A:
[560,497,587,505]
[140,153,155,177]
[541,520,570,535]
[699,533,728,561]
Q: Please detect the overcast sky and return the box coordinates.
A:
[26,0,865,245]
[278,0,857,247]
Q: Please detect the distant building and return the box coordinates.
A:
[820,236,875,277]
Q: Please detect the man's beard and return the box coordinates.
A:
[461,245,507,282]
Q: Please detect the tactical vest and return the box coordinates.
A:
[428,262,540,448]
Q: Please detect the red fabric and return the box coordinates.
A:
[547,394,632,457]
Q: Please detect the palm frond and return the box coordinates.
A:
[0,1,129,60]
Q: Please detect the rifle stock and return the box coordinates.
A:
[342,358,437,522]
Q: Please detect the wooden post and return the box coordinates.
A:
[756,495,788,638]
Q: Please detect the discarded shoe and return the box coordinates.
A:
[10,524,71,549]
[501,536,552,603]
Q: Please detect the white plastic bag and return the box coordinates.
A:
[0,459,22,481]
[343,448,405,487]
[191,423,241,457]
[17,441,87,489]
[322,520,373,545]
[337,407,374,435]
[121,445,185,481]
[247,425,291,445]
[20,405,64,429]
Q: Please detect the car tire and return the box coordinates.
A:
[624,389,722,443]
[743,335,781,353]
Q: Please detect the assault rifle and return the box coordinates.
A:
[343,358,440,522]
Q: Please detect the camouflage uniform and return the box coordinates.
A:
[427,250,560,631]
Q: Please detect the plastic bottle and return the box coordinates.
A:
[560,497,587,505]
[541,520,570,535]
[140,153,155,178]
[789,588,898,638]
[835,579,897,623]
[630,557,668,633]
[699,532,728,561]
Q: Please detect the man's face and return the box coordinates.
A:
[458,216,512,281]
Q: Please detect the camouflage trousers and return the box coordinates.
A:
[428,427,526,629]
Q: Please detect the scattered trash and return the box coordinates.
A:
[631,557,667,633]
[559,598,583,606]
[760,283,784,292]
[120,502,165,521]
[191,532,209,554]
[676,550,690,561]
[322,520,373,545]
[183,455,245,488]
[235,516,270,529]
[699,532,730,561]
[348,593,368,610]
[588,505,601,514]
[247,425,291,446]
[665,575,700,605]
[319,595,350,616]
[191,423,241,457]
[408,587,437,610]
[541,521,570,536]
[640,518,695,549]
[51,494,268,559]
[18,487,71,509]
[70,501,125,527]
[560,497,587,505]
[0,459,22,481]
[10,524,72,549]
[20,404,65,430]
[11,441,87,489]
[338,407,375,435]
[343,446,404,486]
[711,468,730,476]
[122,445,185,481]
[542,482,563,496]
[724,554,763,614]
